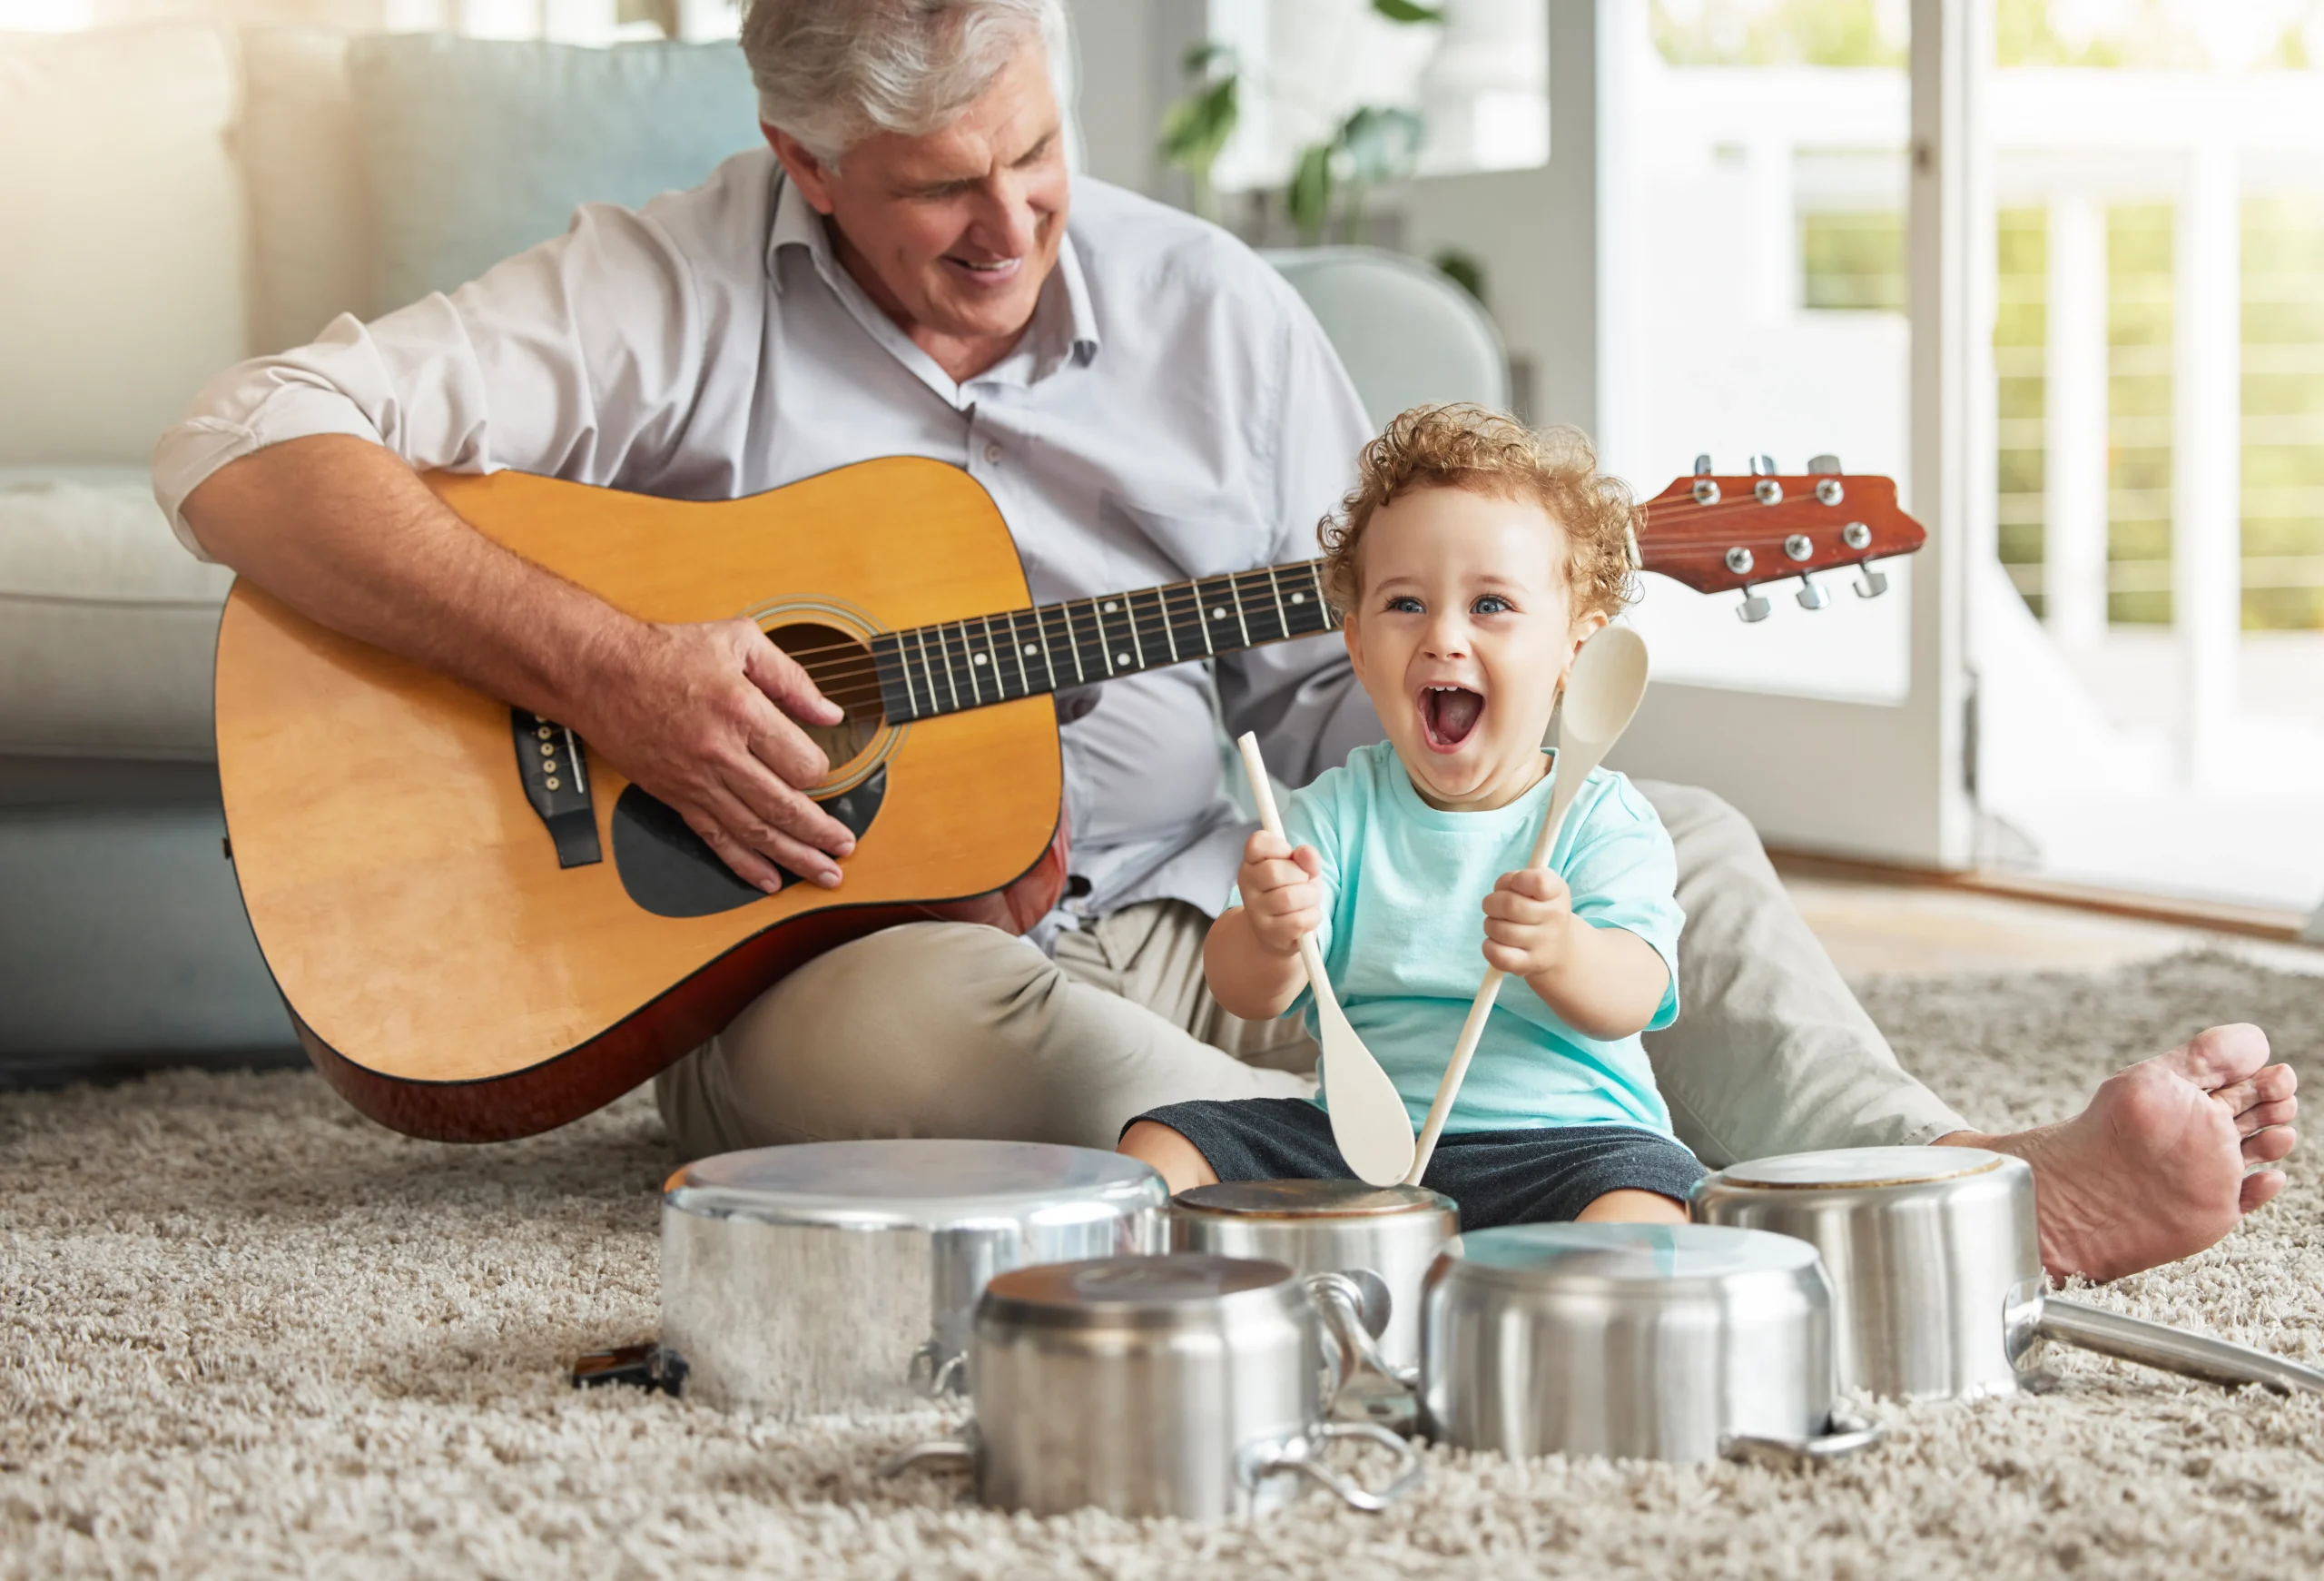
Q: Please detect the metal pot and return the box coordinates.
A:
[1420,1223,1881,1464]
[656,1140,1166,1414]
[885,1254,1424,1519]
[1168,1178,1459,1382]
[1691,1145,2324,1400]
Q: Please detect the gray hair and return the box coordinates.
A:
[743,0,1069,167]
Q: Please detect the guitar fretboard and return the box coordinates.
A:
[871,559,1338,723]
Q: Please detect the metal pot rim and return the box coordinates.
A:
[979,1254,1305,1331]
[1173,1179,1457,1220]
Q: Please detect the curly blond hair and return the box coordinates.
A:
[1318,404,1637,622]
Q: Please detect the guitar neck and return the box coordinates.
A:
[872,560,1339,723]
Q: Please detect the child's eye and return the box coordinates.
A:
[1472,594,1512,615]
[1384,595,1424,614]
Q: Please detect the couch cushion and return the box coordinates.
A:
[350,35,760,310]
[0,473,232,759]
[241,26,373,354]
[0,25,251,466]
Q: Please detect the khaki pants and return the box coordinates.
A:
[655,782,1968,1166]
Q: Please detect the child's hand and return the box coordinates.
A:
[1237,829,1323,956]
[1482,867,1580,978]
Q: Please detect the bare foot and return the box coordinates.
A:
[1939,1023,2298,1283]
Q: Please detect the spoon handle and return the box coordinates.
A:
[1235,732,1330,994]
[1404,770,1586,1186]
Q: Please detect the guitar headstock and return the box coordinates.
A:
[1635,454,1926,622]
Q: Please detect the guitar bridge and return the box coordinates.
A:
[512,708,602,868]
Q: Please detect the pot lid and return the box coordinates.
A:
[1716,1146,2008,1191]
[663,1139,1166,1230]
[986,1253,1292,1311]
[1446,1222,1819,1284]
[1174,1178,1454,1219]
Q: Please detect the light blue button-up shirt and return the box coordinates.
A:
[154,149,1384,934]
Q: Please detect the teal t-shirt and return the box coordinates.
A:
[1234,740,1684,1138]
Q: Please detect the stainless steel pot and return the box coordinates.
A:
[884,1254,1424,1519]
[658,1140,1166,1414]
[1421,1223,1880,1464]
[1691,1145,2324,1400]
[1168,1178,1459,1382]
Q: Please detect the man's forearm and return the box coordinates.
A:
[182,435,641,730]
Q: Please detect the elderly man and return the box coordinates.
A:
[160,0,2292,1281]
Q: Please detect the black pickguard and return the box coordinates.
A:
[610,772,886,919]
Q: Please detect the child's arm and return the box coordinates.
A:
[1203,830,1324,1021]
[1481,868,1670,1041]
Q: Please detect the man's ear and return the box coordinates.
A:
[764,124,840,214]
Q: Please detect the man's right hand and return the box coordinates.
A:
[575,617,859,894]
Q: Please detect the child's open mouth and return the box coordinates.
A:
[1419,685,1485,751]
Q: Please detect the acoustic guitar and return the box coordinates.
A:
[212,455,1923,1141]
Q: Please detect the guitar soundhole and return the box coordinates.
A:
[767,622,883,782]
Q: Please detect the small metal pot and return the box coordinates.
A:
[884,1255,1424,1519]
[1168,1178,1459,1382]
[657,1140,1166,1414]
[1691,1145,2324,1401]
[1421,1223,1880,1464]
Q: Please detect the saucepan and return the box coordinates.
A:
[1419,1222,1883,1464]
[1168,1177,1460,1384]
[1692,1146,2324,1400]
[615,1140,1167,1414]
[882,1254,1425,1519]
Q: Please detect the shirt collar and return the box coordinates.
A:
[765,171,1100,387]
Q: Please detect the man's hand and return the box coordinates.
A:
[1236,830,1323,956]
[575,617,859,894]
[1481,867,1579,978]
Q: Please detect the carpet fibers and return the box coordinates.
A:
[5,951,2323,1578]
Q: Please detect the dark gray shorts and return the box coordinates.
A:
[1129,1097,1704,1230]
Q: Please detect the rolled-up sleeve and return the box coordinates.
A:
[1214,285,1383,788]
[152,199,709,560]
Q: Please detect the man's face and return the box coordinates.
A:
[1342,486,1606,814]
[769,44,1068,361]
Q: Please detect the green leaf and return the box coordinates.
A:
[1157,74,1239,176]
[1371,0,1443,23]
[1335,105,1424,185]
[1287,142,1335,242]
[1181,40,1236,78]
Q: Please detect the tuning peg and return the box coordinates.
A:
[1854,564,1889,598]
[1749,455,1777,477]
[1737,590,1772,624]
[1693,453,1713,477]
[1797,576,1828,611]
[1807,453,1840,475]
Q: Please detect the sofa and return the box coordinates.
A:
[0,22,1504,1082]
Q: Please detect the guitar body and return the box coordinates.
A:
[215,459,1064,1141]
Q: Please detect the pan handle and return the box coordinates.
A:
[1305,1272,1421,1397]
[1239,1421,1425,1512]
[1721,1410,1885,1467]
[2040,1296,2324,1396]
[878,1436,976,1479]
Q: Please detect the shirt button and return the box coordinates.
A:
[983,441,1004,463]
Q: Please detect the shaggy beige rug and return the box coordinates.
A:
[5,951,2323,1579]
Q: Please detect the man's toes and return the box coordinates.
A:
[2257,1062,2299,1101]
[2237,1097,2299,1136]
[2240,1168,2288,1215]
[2162,1023,2271,1088]
[2242,1124,2297,1165]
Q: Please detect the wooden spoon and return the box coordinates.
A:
[1235,732,1417,1187]
[1403,627,1652,1186]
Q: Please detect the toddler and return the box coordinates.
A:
[1118,404,1699,1228]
